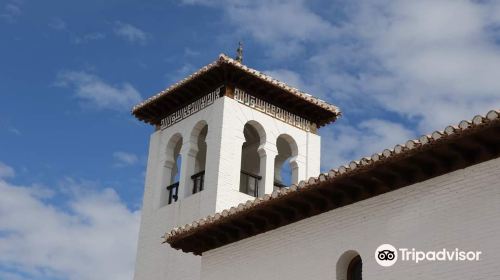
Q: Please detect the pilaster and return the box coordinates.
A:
[258,145,278,195]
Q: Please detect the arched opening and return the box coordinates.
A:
[337,251,362,280]
[274,134,298,191]
[240,122,265,197]
[161,133,183,206]
[191,123,208,194]
[347,255,362,280]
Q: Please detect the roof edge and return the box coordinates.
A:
[131,54,340,120]
[163,109,500,248]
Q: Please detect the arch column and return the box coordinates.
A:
[179,141,198,198]
[258,144,278,196]
[291,160,299,184]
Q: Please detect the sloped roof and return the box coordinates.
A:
[132,54,340,127]
[164,109,500,255]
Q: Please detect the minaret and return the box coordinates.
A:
[132,52,340,280]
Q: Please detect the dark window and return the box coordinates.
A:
[191,170,205,194]
[347,255,362,280]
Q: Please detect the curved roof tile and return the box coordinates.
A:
[163,109,500,247]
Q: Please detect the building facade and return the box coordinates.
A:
[200,157,500,279]
[133,54,500,279]
[133,54,338,280]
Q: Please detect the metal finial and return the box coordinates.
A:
[236,42,243,63]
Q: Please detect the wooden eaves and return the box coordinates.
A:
[164,109,500,255]
[132,54,341,128]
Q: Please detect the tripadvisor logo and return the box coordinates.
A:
[375,244,398,267]
[375,244,482,267]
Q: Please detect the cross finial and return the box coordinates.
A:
[236,42,243,63]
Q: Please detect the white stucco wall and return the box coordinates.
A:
[134,96,321,280]
[201,157,500,280]
[214,96,321,211]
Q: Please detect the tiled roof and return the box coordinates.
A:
[163,109,500,254]
[132,54,340,115]
[132,54,340,126]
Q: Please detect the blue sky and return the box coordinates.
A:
[1,0,500,279]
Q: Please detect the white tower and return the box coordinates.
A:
[132,54,340,280]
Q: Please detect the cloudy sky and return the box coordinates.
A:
[1,0,500,279]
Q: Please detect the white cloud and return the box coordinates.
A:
[185,0,500,169]
[114,22,148,45]
[0,1,21,23]
[184,47,200,57]
[113,151,139,167]
[72,32,106,44]
[183,0,337,58]
[321,119,416,169]
[166,63,197,84]
[0,271,25,280]
[56,71,142,111]
[309,0,500,131]
[264,69,305,90]
[0,175,140,280]
[8,127,21,135]
[48,18,67,30]
[0,161,15,178]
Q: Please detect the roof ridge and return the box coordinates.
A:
[163,109,500,244]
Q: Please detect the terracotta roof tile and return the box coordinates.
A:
[163,109,500,248]
[132,54,340,117]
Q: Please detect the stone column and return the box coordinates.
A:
[179,141,198,199]
[259,145,278,195]
[290,160,299,185]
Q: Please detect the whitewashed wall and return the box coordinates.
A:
[201,157,500,280]
[134,96,321,280]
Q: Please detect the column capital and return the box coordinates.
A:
[180,144,198,157]
[257,143,278,158]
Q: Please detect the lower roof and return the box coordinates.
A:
[164,109,500,255]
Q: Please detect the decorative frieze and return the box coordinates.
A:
[234,88,314,132]
[159,85,316,132]
[160,86,224,130]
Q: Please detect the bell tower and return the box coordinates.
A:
[132,54,340,280]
